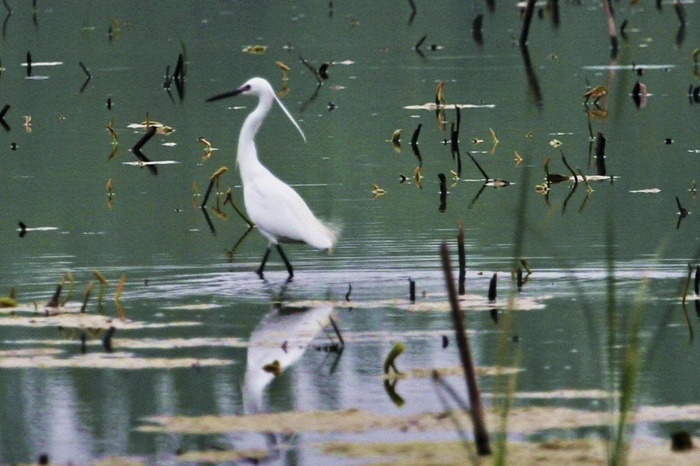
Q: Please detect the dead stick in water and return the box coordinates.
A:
[674,0,687,26]
[79,61,91,79]
[440,242,492,456]
[47,284,62,308]
[458,219,466,295]
[26,51,32,77]
[488,273,497,302]
[103,326,116,353]
[560,151,578,187]
[223,188,255,227]
[519,0,536,46]
[131,126,157,154]
[81,282,94,313]
[202,167,228,207]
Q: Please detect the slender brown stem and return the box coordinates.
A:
[440,242,492,456]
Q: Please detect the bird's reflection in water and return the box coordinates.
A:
[244,302,335,413]
[238,301,336,463]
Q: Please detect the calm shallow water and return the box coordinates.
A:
[1,0,700,464]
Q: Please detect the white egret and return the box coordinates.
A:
[206,77,337,279]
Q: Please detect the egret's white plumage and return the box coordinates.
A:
[207,77,336,278]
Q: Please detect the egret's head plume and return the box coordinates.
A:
[273,92,306,143]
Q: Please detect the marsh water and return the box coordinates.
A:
[1,1,700,464]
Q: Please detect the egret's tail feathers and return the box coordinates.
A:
[309,218,339,251]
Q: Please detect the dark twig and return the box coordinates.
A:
[458,219,466,295]
[79,61,91,79]
[519,0,536,46]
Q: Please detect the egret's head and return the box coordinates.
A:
[206,77,306,142]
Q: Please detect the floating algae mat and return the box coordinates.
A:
[381,365,522,380]
[0,302,201,330]
[0,351,235,369]
[320,438,700,466]
[9,336,247,350]
[0,314,200,330]
[290,292,549,313]
[138,405,700,435]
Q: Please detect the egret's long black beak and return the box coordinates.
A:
[206,83,251,102]
[205,88,244,102]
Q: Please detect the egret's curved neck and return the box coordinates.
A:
[237,93,274,177]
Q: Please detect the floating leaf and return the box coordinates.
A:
[242,45,268,54]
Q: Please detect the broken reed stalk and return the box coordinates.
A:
[103,326,116,353]
[488,273,498,302]
[115,274,126,301]
[329,316,344,348]
[59,272,75,307]
[173,53,185,81]
[131,126,157,153]
[407,0,417,16]
[47,284,62,308]
[440,242,492,456]
[114,274,127,319]
[466,151,490,181]
[458,220,466,295]
[560,151,578,187]
[93,269,108,309]
[299,54,323,85]
[519,0,536,46]
[410,123,422,147]
[202,167,228,207]
[81,281,94,313]
[673,0,687,26]
[384,342,405,374]
[79,61,91,79]
[223,189,255,227]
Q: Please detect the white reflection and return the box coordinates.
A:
[243,303,334,414]
[21,371,93,464]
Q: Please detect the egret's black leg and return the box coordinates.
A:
[257,246,271,278]
[276,244,294,279]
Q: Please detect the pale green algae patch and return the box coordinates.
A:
[138,405,700,435]
[321,438,700,465]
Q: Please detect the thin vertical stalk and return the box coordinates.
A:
[440,242,491,456]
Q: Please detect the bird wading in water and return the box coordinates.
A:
[207,77,337,279]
